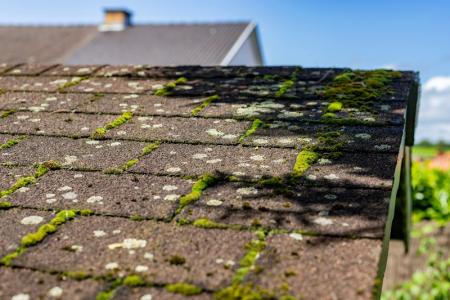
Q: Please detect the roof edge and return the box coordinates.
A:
[220,22,256,66]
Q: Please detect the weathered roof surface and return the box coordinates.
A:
[0,23,251,65]
[0,64,418,299]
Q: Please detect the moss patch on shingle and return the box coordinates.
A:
[191,95,219,116]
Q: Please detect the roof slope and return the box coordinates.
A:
[0,64,418,299]
[0,26,97,64]
[0,23,251,65]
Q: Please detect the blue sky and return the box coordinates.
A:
[1,0,449,142]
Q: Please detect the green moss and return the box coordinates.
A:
[78,209,94,216]
[92,127,107,140]
[92,111,133,139]
[21,223,57,247]
[0,109,16,118]
[123,275,146,287]
[41,160,62,170]
[275,80,294,98]
[105,111,133,130]
[327,101,343,112]
[214,283,277,300]
[102,167,123,175]
[64,271,91,280]
[122,159,139,170]
[292,150,319,178]
[58,76,87,90]
[165,283,202,295]
[141,141,160,156]
[233,231,266,284]
[20,210,76,247]
[130,215,144,221]
[191,95,219,116]
[154,77,188,96]
[258,177,283,188]
[0,201,12,209]
[169,255,186,265]
[0,247,26,266]
[50,210,77,226]
[0,176,36,198]
[321,69,401,117]
[177,174,217,212]
[95,278,122,300]
[0,136,25,150]
[193,218,228,229]
[34,165,49,178]
[239,119,263,143]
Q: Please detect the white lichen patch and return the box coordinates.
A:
[86,195,103,204]
[135,265,149,272]
[324,174,339,180]
[74,174,84,178]
[276,138,294,145]
[236,187,258,196]
[164,194,180,201]
[63,155,78,166]
[140,295,153,300]
[162,185,178,191]
[250,155,264,161]
[206,158,222,164]
[166,167,181,173]
[374,144,391,150]
[123,239,147,249]
[289,233,303,241]
[60,191,77,201]
[206,128,225,137]
[17,187,30,193]
[192,153,208,159]
[20,215,44,225]
[253,138,269,145]
[144,252,154,261]
[355,133,371,140]
[318,158,332,165]
[94,230,107,237]
[71,245,83,252]
[58,186,72,192]
[324,194,337,200]
[105,262,119,270]
[86,140,100,145]
[206,199,223,206]
[109,142,122,147]
[48,286,63,298]
[11,293,30,300]
[306,174,317,181]
[46,193,56,198]
[313,217,333,226]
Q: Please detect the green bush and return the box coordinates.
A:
[412,162,450,223]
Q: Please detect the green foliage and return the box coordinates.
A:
[239,119,263,143]
[412,161,450,223]
[191,95,219,116]
[382,238,450,300]
[166,283,202,295]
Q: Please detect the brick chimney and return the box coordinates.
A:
[98,9,132,32]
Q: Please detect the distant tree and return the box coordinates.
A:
[417,140,433,147]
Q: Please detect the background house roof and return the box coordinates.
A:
[0,23,260,66]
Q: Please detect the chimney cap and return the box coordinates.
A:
[99,8,133,32]
[103,8,132,16]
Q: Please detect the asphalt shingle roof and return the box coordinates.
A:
[0,64,418,299]
[0,23,251,65]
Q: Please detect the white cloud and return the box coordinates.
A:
[423,76,450,92]
[415,76,450,142]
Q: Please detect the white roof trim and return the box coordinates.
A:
[220,22,256,66]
